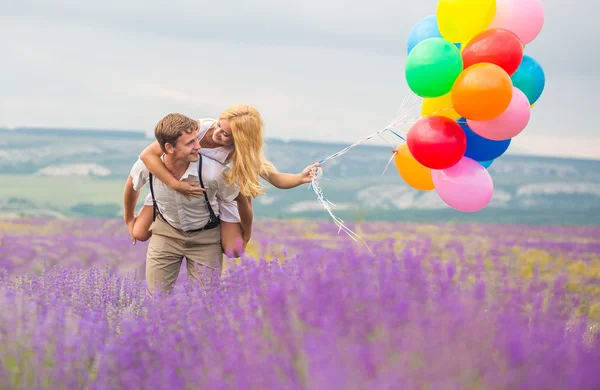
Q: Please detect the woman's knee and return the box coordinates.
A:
[133,226,152,242]
[222,238,245,258]
[220,221,245,258]
[132,206,154,242]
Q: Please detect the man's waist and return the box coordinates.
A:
[186,219,220,232]
[157,213,219,233]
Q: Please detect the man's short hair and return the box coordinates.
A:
[154,113,199,153]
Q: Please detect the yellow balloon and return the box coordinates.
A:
[421,92,460,120]
[394,144,435,191]
[436,0,496,43]
[459,39,471,53]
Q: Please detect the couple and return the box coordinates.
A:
[123,104,319,296]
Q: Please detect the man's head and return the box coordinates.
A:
[154,113,200,163]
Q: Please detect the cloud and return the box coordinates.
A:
[0,0,598,160]
[509,133,600,161]
[4,0,596,73]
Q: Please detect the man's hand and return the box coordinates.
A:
[299,162,322,184]
[240,231,251,255]
[175,181,206,201]
[126,216,137,245]
[243,231,251,246]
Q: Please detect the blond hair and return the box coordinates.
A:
[220,104,276,198]
[154,113,199,153]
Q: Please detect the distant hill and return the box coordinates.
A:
[1,127,599,225]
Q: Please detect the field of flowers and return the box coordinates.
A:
[1,218,600,389]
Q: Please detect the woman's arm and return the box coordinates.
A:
[261,162,321,189]
[139,141,204,200]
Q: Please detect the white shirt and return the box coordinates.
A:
[131,155,239,231]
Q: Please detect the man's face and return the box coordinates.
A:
[167,129,200,163]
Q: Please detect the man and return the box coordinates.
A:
[123,113,239,297]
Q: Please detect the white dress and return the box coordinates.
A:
[141,117,241,223]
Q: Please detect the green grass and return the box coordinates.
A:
[2,174,600,225]
[0,175,139,208]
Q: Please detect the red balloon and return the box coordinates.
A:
[407,116,467,170]
[462,28,524,76]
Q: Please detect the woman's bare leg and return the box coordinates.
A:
[220,221,245,258]
[132,205,154,242]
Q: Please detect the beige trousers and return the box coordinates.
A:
[145,215,223,297]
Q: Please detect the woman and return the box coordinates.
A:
[128,104,320,257]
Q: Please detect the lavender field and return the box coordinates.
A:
[1,218,600,389]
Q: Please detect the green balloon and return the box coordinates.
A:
[405,38,463,98]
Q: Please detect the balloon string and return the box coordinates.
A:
[308,94,425,249]
[381,148,400,177]
[308,175,375,255]
[309,94,455,248]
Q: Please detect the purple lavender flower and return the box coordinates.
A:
[0,218,599,389]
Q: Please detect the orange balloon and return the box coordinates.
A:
[451,63,513,121]
[394,144,435,191]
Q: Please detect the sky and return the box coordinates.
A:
[1,0,599,160]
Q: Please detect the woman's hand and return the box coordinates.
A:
[175,181,206,201]
[299,162,322,184]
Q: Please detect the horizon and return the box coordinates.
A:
[3,124,600,163]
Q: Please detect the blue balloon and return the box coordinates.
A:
[407,15,460,54]
[458,118,511,161]
[511,55,545,104]
[479,160,494,169]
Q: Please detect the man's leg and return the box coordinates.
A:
[184,227,224,288]
[145,218,186,297]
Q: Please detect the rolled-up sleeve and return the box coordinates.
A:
[216,168,239,203]
[130,159,149,192]
[219,199,241,222]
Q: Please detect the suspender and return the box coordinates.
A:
[196,154,220,228]
[149,153,220,232]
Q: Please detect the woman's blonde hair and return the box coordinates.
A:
[220,104,276,198]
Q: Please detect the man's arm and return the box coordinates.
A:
[123,174,142,245]
[216,168,253,240]
[235,193,253,243]
[123,175,140,224]
[124,158,149,234]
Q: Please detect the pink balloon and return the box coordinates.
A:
[489,0,544,45]
[432,157,494,212]
[467,87,531,141]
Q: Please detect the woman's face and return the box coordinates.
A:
[212,119,235,146]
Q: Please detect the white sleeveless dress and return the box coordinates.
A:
[142,117,241,223]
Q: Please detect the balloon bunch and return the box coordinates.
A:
[396,0,546,212]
